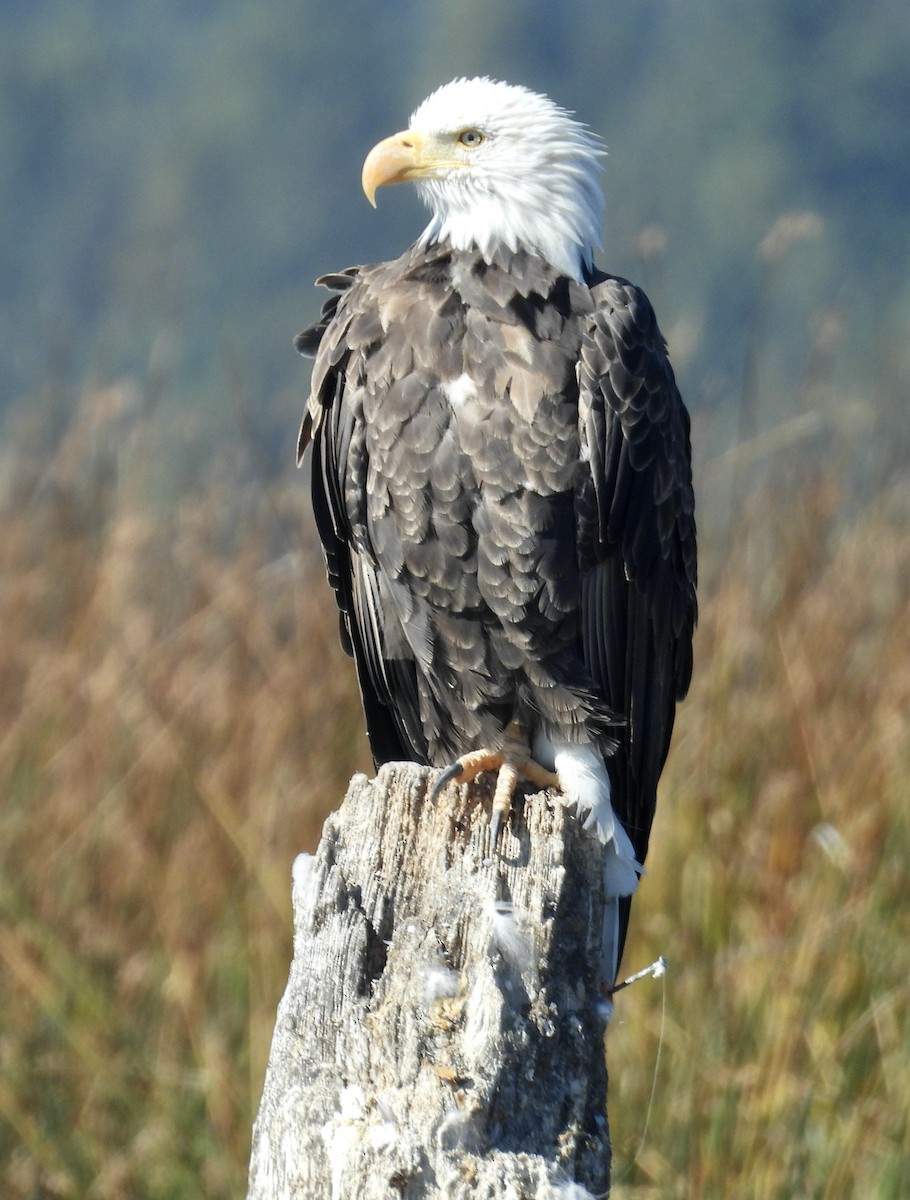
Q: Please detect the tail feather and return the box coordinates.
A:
[533,736,642,981]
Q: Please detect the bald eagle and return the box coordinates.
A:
[296,78,696,981]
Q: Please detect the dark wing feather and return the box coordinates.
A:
[577,276,697,867]
[298,253,696,877]
[297,268,429,767]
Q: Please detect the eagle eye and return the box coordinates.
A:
[457,128,485,148]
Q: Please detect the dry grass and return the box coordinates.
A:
[613,467,910,1197]
[0,385,366,1198]
[0,383,907,1197]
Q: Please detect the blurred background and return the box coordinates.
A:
[1,2,908,1196]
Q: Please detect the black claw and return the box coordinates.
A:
[430,761,464,801]
[489,808,503,848]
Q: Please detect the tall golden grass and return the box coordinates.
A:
[614,451,910,1196]
[0,379,907,1197]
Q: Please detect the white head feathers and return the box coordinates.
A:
[407,78,605,279]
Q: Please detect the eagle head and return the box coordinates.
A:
[361,77,605,280]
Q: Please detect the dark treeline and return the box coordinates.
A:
[2,0,908,483]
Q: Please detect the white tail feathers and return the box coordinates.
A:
[533,737,644,983]
[602,825,641,897]
[541,741,642,889]
[545,740,643,984]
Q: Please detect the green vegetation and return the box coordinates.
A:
[1,4,908,1197]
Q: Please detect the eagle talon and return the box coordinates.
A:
[488,807,504,848]
[430,761,465,801]
[489,758,519,847]
[430,749,555,847]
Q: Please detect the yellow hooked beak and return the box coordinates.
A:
[361,130,463,207]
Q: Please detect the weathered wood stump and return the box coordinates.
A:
[247,762,611,1199]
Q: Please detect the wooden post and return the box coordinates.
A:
[247,762,612,1199]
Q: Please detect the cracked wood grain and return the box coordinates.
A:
[247,763,611,1199]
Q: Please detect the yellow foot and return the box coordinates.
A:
[430,748,560,844]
